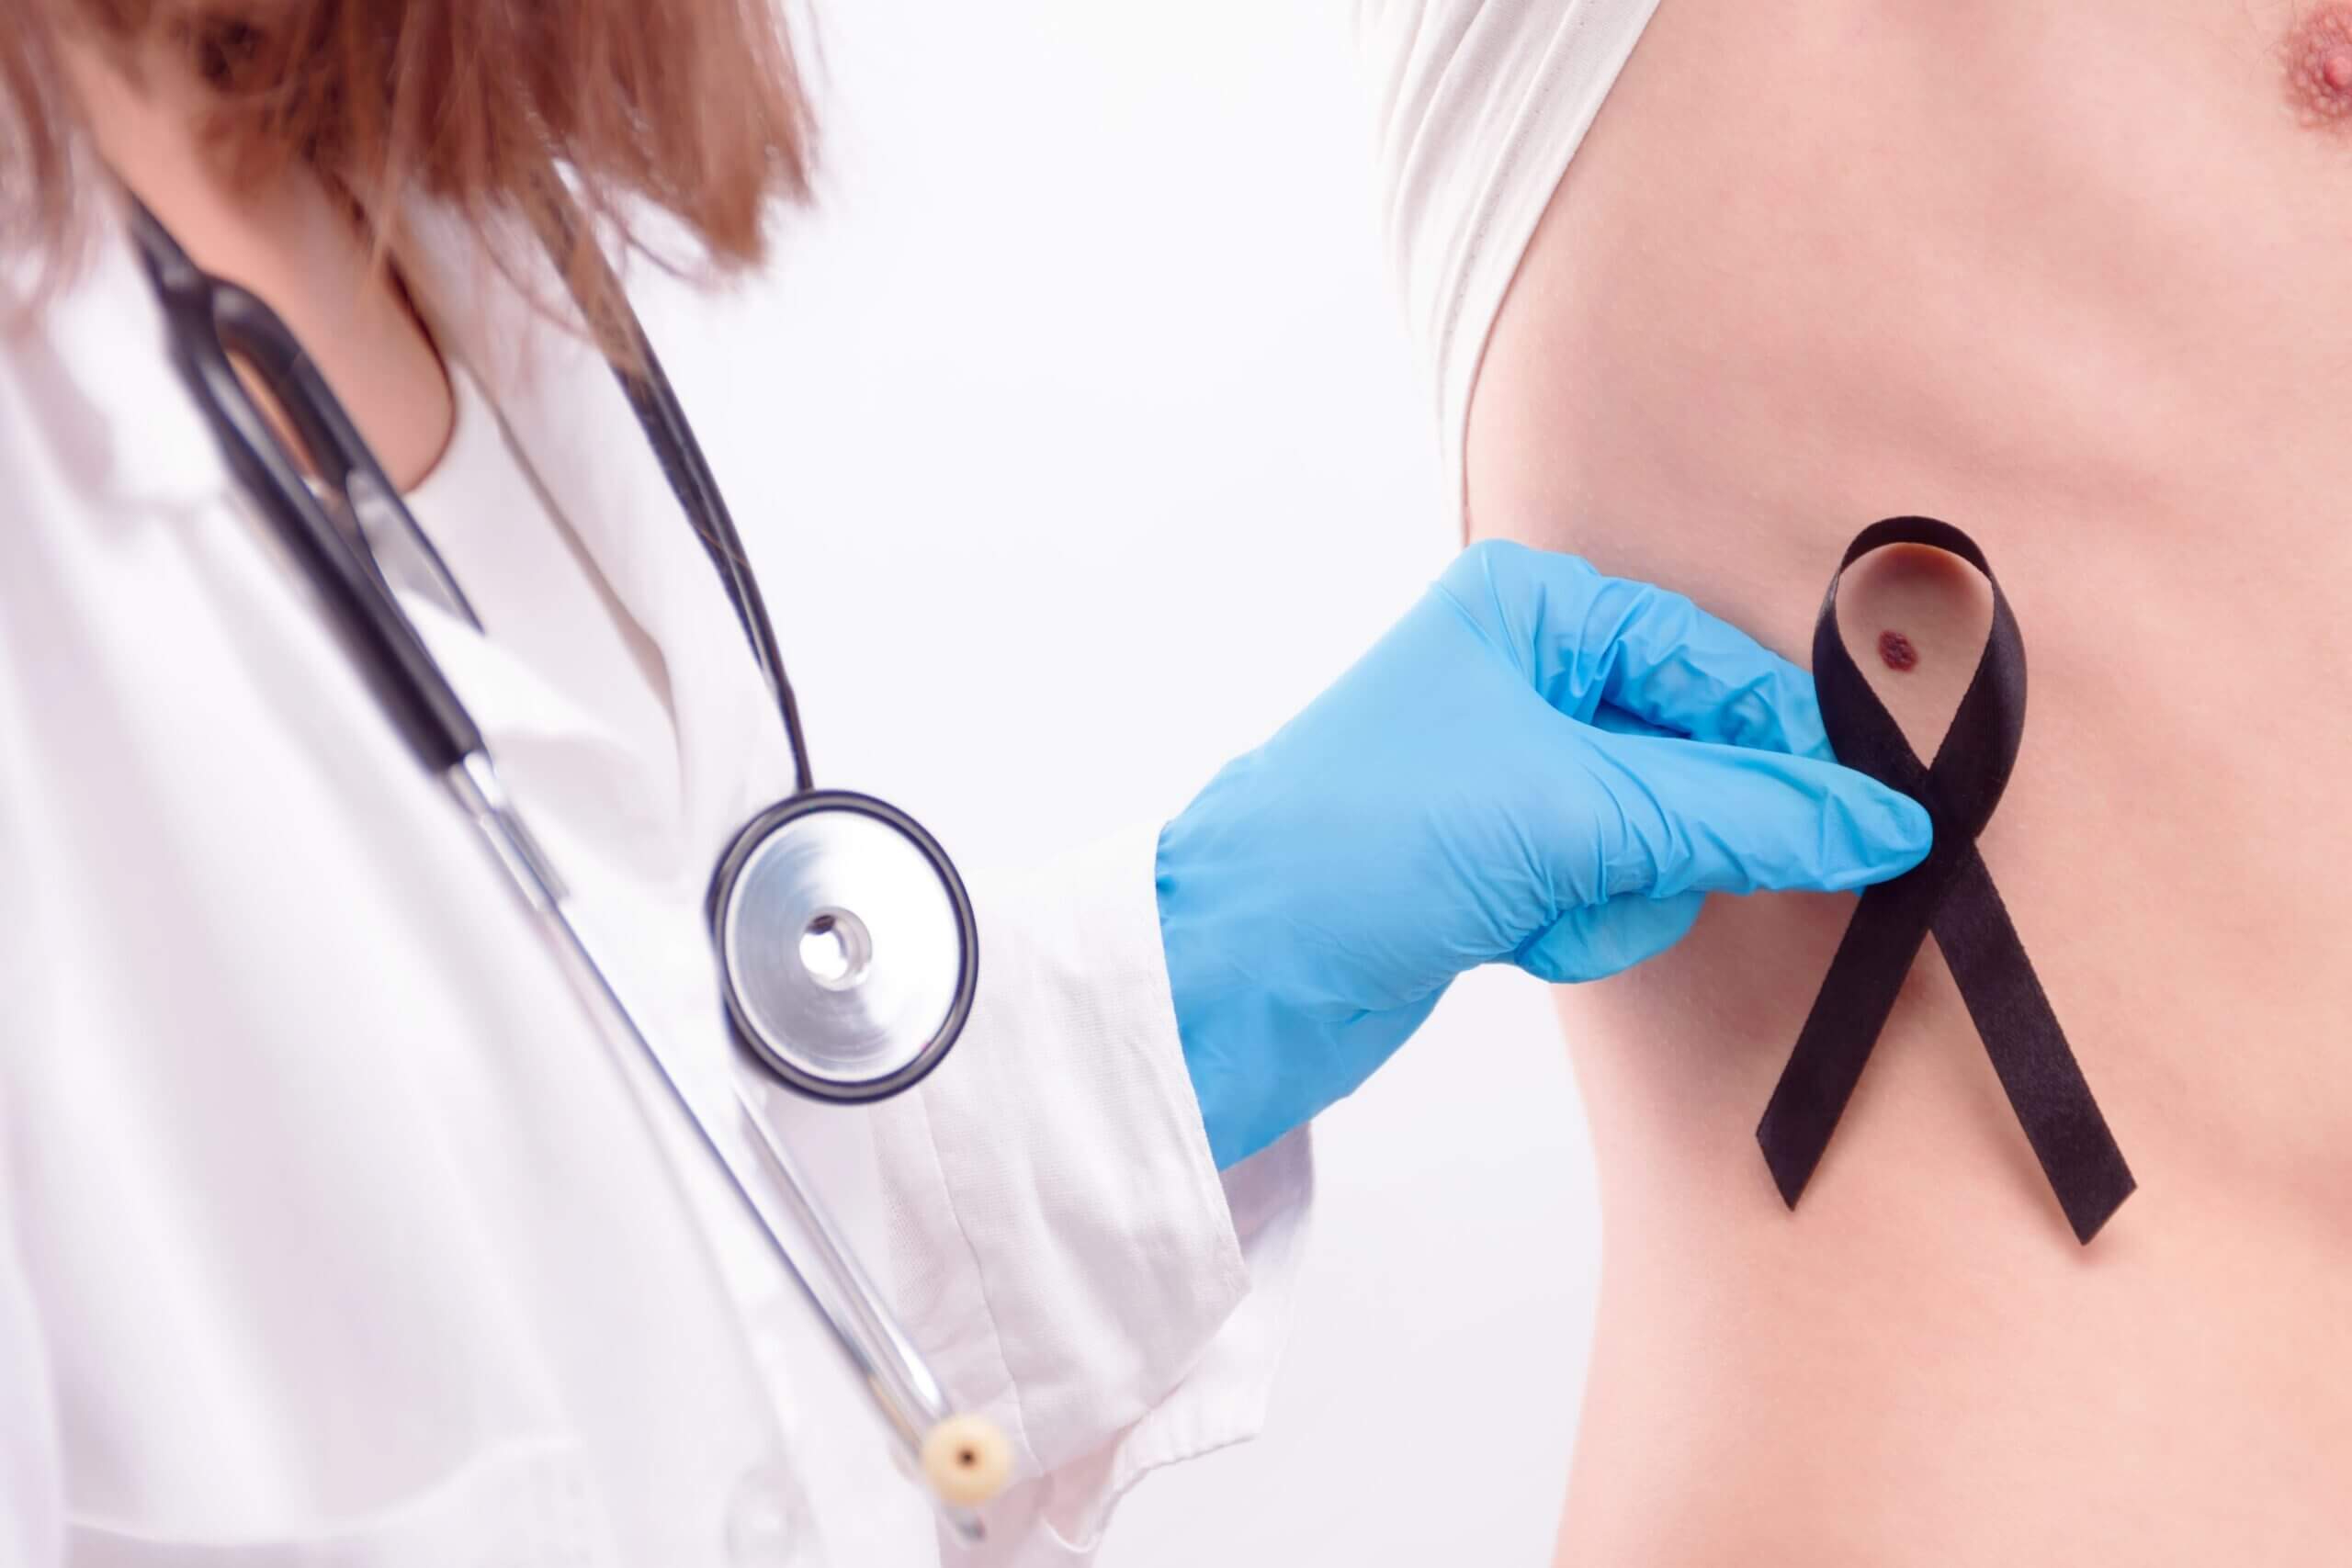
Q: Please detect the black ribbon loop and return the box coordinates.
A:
[1757,517,2135,1245]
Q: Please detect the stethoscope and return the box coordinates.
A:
[126,189,1012,1534]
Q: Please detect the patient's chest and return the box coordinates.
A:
[1469,0,2352,1177]
[1472,0,2352,608]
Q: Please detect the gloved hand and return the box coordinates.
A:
[1157,539,1933,1168]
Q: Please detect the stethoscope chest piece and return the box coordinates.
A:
[710,792,977,1102]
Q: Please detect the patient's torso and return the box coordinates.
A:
[1464,1,2352,1559]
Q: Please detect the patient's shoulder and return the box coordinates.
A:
[1353,0,1667,518]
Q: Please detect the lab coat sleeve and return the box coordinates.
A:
[866,823,1312,1562]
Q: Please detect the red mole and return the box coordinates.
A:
[1877,629,1919,672]
[2284,6,2352,123]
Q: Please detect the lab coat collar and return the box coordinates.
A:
[394,200,794,852]
[6,199,235,516]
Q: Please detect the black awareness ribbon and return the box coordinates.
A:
[1756,517,2135,1245]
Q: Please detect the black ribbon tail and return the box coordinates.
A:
[1933,855,2135,1243]
[1758,877,1936,1209]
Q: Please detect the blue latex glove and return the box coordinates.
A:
[1157,540,1933,1168]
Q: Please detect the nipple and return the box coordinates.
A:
[2284,8,2352,123]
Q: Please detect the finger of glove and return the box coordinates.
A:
[1577,725,1933,897]
[1516,889,1706,984]
[1442,540,1833,761]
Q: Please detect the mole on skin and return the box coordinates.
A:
[1877,629,1919,672]
[2283,6,2352,124]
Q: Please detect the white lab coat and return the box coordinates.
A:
[0,202,1310,1567]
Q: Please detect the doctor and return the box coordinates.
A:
[0,4,1930,1565]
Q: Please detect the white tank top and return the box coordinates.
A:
[1354,0,1663,515]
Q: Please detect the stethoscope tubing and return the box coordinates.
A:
[531,178,816,795]
[135,201,485,773]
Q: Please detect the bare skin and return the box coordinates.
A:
[1464,1,2352,1561]
[59,31,452,489]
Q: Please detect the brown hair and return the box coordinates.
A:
[2,0,814,332]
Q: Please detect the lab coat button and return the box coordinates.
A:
[723,1464,796,1566]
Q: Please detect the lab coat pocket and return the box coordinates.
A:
[62,1436,621,1568]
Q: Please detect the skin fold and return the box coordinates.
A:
[1464,1,2352,1561]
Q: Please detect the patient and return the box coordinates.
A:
[1360,1,2351,1561]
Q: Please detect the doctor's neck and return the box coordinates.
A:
[60,28,304,259]
[61,28,460,491]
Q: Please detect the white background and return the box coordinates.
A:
[643,5,1601,1563]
